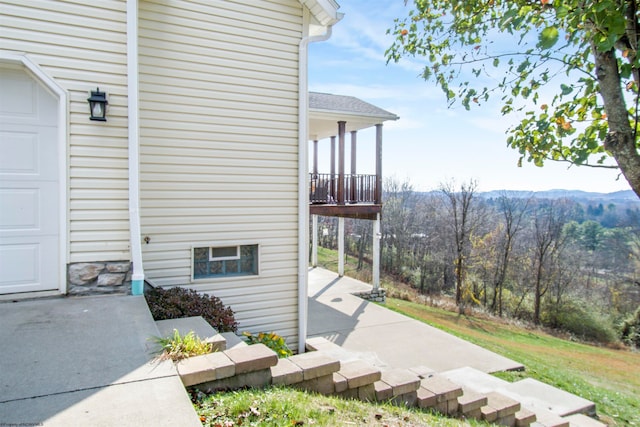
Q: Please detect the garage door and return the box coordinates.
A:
[0,66,60,294]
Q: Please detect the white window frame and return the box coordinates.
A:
[209,246,240,261]
[191,243,261,282]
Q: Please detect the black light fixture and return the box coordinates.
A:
[87,87,108,121]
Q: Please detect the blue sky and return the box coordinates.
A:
[308,1,631,194]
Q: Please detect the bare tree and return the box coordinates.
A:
[411,193,449,294]
[382,178,417,278]
[530,199,571,324]
[492,194,531,316]
[439,179,483,307]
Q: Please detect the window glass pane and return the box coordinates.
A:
[194,247,208,261]
[226,260,239,273]
[211,246,238,259]
[194,261,207,278]
[210,261,223,275]
[193,245,258,279]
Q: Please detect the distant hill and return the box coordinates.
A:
[479,189,638,204]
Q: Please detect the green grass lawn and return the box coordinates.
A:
[385,298,640,426]
[192,386,490,427]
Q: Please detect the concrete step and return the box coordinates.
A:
[289,350,341,381]
[221,332,247,349]
[155,316,226,351]
[563,414,607,427]
[442,366,596,423]
[441,366,510,393]
[377,369,421,398]
[335,359,382,390]
[482,391,521,426]
[504,378,596,417]
[530,407,570,427]
[457,388,488,419]
[306,335,384,365]
[419,373,464,415]
[516,408,537,427]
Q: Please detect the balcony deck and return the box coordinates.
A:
[309,173,381,220]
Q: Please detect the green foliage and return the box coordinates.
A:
[153,329,212,361]
[386,0,639,177]
[564,220,605,251]
[192,386,489,427]
[543,301,617,343]
[620,306,640,348]
[242,331,292,358]
[145,286,238,333]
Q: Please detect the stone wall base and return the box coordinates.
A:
[353,288,386,303]
[67,261,132,295]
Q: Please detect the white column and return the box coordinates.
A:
[338,217,345,277]
[372,213,381,289]
[312,214,318,267]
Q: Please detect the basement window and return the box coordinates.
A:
[193,244,259,279]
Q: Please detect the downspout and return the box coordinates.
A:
[127,0,145,295]
[298,9,336,354]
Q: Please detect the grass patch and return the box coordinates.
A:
[192,386,489,427]
[316,247,639,425]
[385,298,640,426]
[153,329,212,361]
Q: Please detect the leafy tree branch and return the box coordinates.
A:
[387,0,640,197]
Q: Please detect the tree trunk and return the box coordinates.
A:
[593,45,640,198]
[534,261,543,325]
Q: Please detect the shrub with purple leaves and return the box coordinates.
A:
[145,287,238,333]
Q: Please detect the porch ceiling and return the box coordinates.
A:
[309,92,399,140]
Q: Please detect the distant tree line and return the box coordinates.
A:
[315,178,640,345]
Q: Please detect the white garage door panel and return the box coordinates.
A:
[0,126,58,179]
[0,236,58,293]
[0,66,60,294]
[0,182,58,236]
[0,188,39,230]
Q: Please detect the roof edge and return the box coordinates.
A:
[310,108,399,122]
[298,0,342,27]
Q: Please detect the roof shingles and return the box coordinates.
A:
[309,92,398,120]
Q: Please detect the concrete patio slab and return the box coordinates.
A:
[441,366,511,393]
[308,268,524,373]
[0,295,201,426]
[504,378,596,417]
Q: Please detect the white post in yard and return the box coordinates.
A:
[312,214,318,267]
[338,217,345,277]
[372,213,381,290]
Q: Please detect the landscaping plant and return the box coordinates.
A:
[145,286,238,333]
[242,331,292,358]
[153,329,212,361]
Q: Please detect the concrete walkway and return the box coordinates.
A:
[307,267,524,373]
[0,295,201,427]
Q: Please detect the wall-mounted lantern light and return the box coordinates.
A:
[87,87,108,121]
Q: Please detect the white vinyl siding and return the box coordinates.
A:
[0,0,131,263]
[139,0,303,345]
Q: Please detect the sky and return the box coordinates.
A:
[307,1,632,194]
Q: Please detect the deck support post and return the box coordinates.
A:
[350,130,357,203]
[338,217,345,277]
[311,214,318,267]
[313,140,318,175]
[330,136,336,201]
[375,124,383,205]
[372,213,381,290]
[337,121,346,205]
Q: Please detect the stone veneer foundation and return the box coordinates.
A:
[353,288,386,303]
[67,261,132,295]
